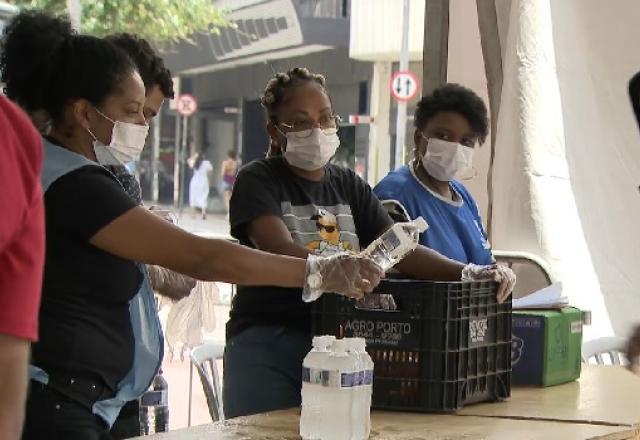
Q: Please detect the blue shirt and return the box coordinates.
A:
[374,165,493,265]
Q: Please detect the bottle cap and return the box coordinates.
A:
[344,337,359,351]
[331,338,347,354]
[413,216,428,233]
[312,336,325,349]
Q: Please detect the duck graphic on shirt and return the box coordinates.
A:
[306,209,352,255]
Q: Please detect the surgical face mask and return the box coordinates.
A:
[283,128,340,171]
[421,137,473,182]
[88,108,149,166]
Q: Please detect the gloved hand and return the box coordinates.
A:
[147,264,197,301]
[627,324,640,372]
[303,253,384,302]
[462,263,516,304]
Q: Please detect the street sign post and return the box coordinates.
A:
[176,93,198,117]
[174,94,198,212]
[390,70,419,102]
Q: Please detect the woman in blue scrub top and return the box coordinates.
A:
[374,84,494,265]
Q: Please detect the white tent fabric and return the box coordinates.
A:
[488,0,640,339]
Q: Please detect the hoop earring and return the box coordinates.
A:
[460,166,479,181]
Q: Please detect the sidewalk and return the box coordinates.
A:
[147,207,233,430]
[174,212,231,239]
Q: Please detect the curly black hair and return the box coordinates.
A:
[260,67,330,157]
[106,33,174,99]
[414,83,489,143]
[0,11,135,124]
[261,67,328,121]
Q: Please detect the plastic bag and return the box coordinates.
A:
[165,281,219,357]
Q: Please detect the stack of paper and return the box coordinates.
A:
[512,282,569,309]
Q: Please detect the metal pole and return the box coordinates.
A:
[422,0,450,96]
[66,0,81,30]
[173,114,181,208]
[187,361,193,427]
[179,116,188,215]
[394,0,411,169]
[151,111,161,203]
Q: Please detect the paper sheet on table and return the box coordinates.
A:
[512,282,569,309]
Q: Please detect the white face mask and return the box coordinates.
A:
[88,108,149,166]
[283,128,340,171]
[421,137,473,181]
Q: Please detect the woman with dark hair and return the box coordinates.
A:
[189,150,214,220]
[224,67,516,418]
[374,84,496,266]
[1,13,382,439]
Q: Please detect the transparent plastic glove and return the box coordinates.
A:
[356,293,397,310]
[303,253,384,302]
[627,324,640,373]
[461,263,516,304]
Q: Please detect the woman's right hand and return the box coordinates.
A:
[306,253,384,300]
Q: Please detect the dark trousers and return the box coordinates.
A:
[110,400,140,439]
[223,326,311,419]
[22,381,112,440]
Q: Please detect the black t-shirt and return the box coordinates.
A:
[33,160,141,396]
[228,156,392,338]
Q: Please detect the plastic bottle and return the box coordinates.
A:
[139,369,169,435]
[345,338,363,440]
[350,338,373,440]
[361,217,428,271]
[301,336,335,440]
[323,339,357,440]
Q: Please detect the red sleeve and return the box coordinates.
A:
[0,97,45,341]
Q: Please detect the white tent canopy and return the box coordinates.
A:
[466,0,640,340]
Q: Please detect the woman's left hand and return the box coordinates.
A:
[462,263,517,303]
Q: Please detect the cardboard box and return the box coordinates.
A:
[511,307,583,386]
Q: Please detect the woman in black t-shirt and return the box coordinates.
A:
[224,67,517,418]
[2,13,381,439]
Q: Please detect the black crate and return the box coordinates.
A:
[311,278,512,412]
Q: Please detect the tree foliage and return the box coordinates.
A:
[9,0,230,43]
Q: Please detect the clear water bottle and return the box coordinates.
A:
[323,339,357,440]
[347,338,373,440]
[139,369,169,435]
[301,336,334,440]
[361,217,428,271]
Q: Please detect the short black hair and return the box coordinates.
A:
[1,11,136,124]
[107,33,174,99]
[414,83,489,143]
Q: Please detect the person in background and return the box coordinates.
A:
[189,150,214,220]
[374,84,495,266]
[0,96,45,440]
[224,67,516,418]
[106,32,195,439]
[104,33,174,203]
[2,13,381,439]
[221,149,240,213]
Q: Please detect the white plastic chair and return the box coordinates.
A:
[582,337,628,365]
[189,342,225,423]
[493,250,552,299]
